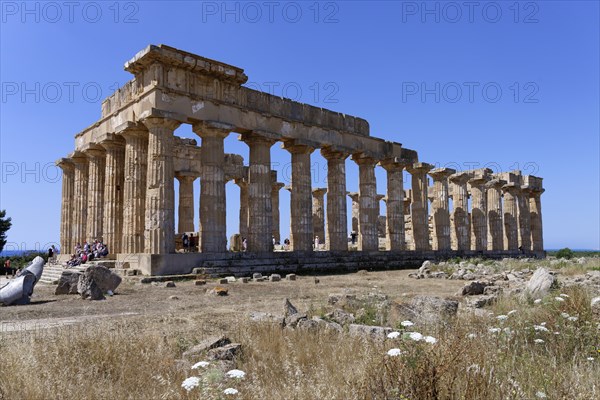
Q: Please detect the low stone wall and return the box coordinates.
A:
[117,250,545,277]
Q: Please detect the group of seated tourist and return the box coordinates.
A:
[67,239,109,267]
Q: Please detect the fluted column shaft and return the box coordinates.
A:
[530,190,544,251]
[353,156,378,251]
[271,182,284,242]
[71,155,88,248]
[194,122,231,253]
[449,173,470,251]
[237,180,249,240]
[381,161,405,251]
[469,177,489,251]
[486,179,505,251]
[243,134,275,252]
[429,168,455,251]
[517,188,532,251]
[284,144,314,251]
[322,150,348,251]
[176,174,195,233]
[407,163,433,251]
[121,128,148,254]
[502,184,519,250]
[85,148,106,243]
[101,141,125,254]
[312,188,327,245]
[57,159,75,253]
[142,117,181,254]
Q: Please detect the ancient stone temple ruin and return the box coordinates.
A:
[57,45,545,276]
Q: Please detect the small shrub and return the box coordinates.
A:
[556,247,575,259]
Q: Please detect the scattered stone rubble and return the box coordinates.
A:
[56,265,121,300]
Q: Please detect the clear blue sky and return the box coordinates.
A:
[1,1,598,252]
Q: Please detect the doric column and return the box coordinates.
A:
[235,178,249,240]
[56,158,75,254]
[283,141,314,252]
[517,185,533,252]
[429,167,456,251]
[348,192,360,235]
[468,171,490,251]
[100,138,125,254]
[312,188,327,246]
[352,155,379,251]
[175,173,196,233]
[71,153,88,248]
[502,183,519,251]
[449,172,470,251]
[193,121,232,253]
[529,188,545,252]
[141,117,181,254]
[85,146,106,243]
[380,159,406,251]
[321,148,348,251]
[241,132,276,252]
[271,182,285,242]
[485,178,505,251]
[120,125,149,254]
[407,162,433,251]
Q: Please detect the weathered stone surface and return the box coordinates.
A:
[206,286,228,296]
[165,281,176,288]
[54,271,82,295]
[283,298,299,317]
[591,297,600,318]
[285,313,308,328]
[195,279,206,286]
[269,274,281,282]
[526,268,557,297]
[392,296,459,325]
[461,281,490,296]
[466,294,497,308]
[286,274,297,281]
[183,336,231,359]
[77,279,104,300]
[252,273,263,280]
[218,278,229,284]
[207,343,241,361]
[76,266,121,300]
[348,324,392,340]
[419,260,432,274]
[326,309,356,326]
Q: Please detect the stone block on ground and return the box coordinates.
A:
[326,309,356,326]
[195,279,206,286]
[218,278,229,284]
[461,281,490,296]
[207,286,228,296]
[165,281,176,288]
[207,343,241,361]
[183,336,232,359]
[286,274,297,281]
[54,270,82,295]
[526,268,558,297]
[269,274,281,282]
[252,273,262,280]
[348,324,392,341]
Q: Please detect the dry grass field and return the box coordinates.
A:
[1,260,598,399]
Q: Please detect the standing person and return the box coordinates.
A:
[48,246,54,259]
[4,259,11,277]
[182,233,189,252]
[314,236,320,250]
[189,233,196,252]
[242,237,247,251]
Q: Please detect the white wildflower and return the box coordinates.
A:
[496,315,509,321]
[408,332,423,341]
[568,316,578,322]
[224,388,239,395]
[534,299,542,304]
[488,327,501,334]
[507,310,517,316]
[226,369,246,379]
[191,361,210,370]
[540,322,547,326]
[554,331,560,335]
[387,331,401,339]
[534,339,545,344]
[536,391,547,398]
[534,325,549,332]
[468,333,477,339]
[554,297,565,302]
[387,348,402,357]
[559,293,569,298]
[424,336,437,344]
[587,357,594,361]
[561,312,570,318]
[181,376,201,391]
[401,320,414,327]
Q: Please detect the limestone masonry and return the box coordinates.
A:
[57,45,545,275]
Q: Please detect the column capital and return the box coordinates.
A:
[351,154,378,166]
[271,182,285,192]
[376,193,385,202]
[281,139,315,154]
[312,187,327,197]
[379,157,410,172]
[320,146,349,160]
[406,162,433,175]
[468,174,490,187]
[116,121,149,139]
[530,188,545,197]
[347,191,359,201]
[192,120,234,138]
[140,116,182,132]
[429,167,456,181]
[502,182,521,195]
[56,157,74,171]
[484,178,506,190]
[99,136,126,151]
[449,171,471,185]
[82,145,106,159]
[239,130,279,146]
[175,171,198,181]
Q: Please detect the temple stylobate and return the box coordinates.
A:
[56,45,545,276]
